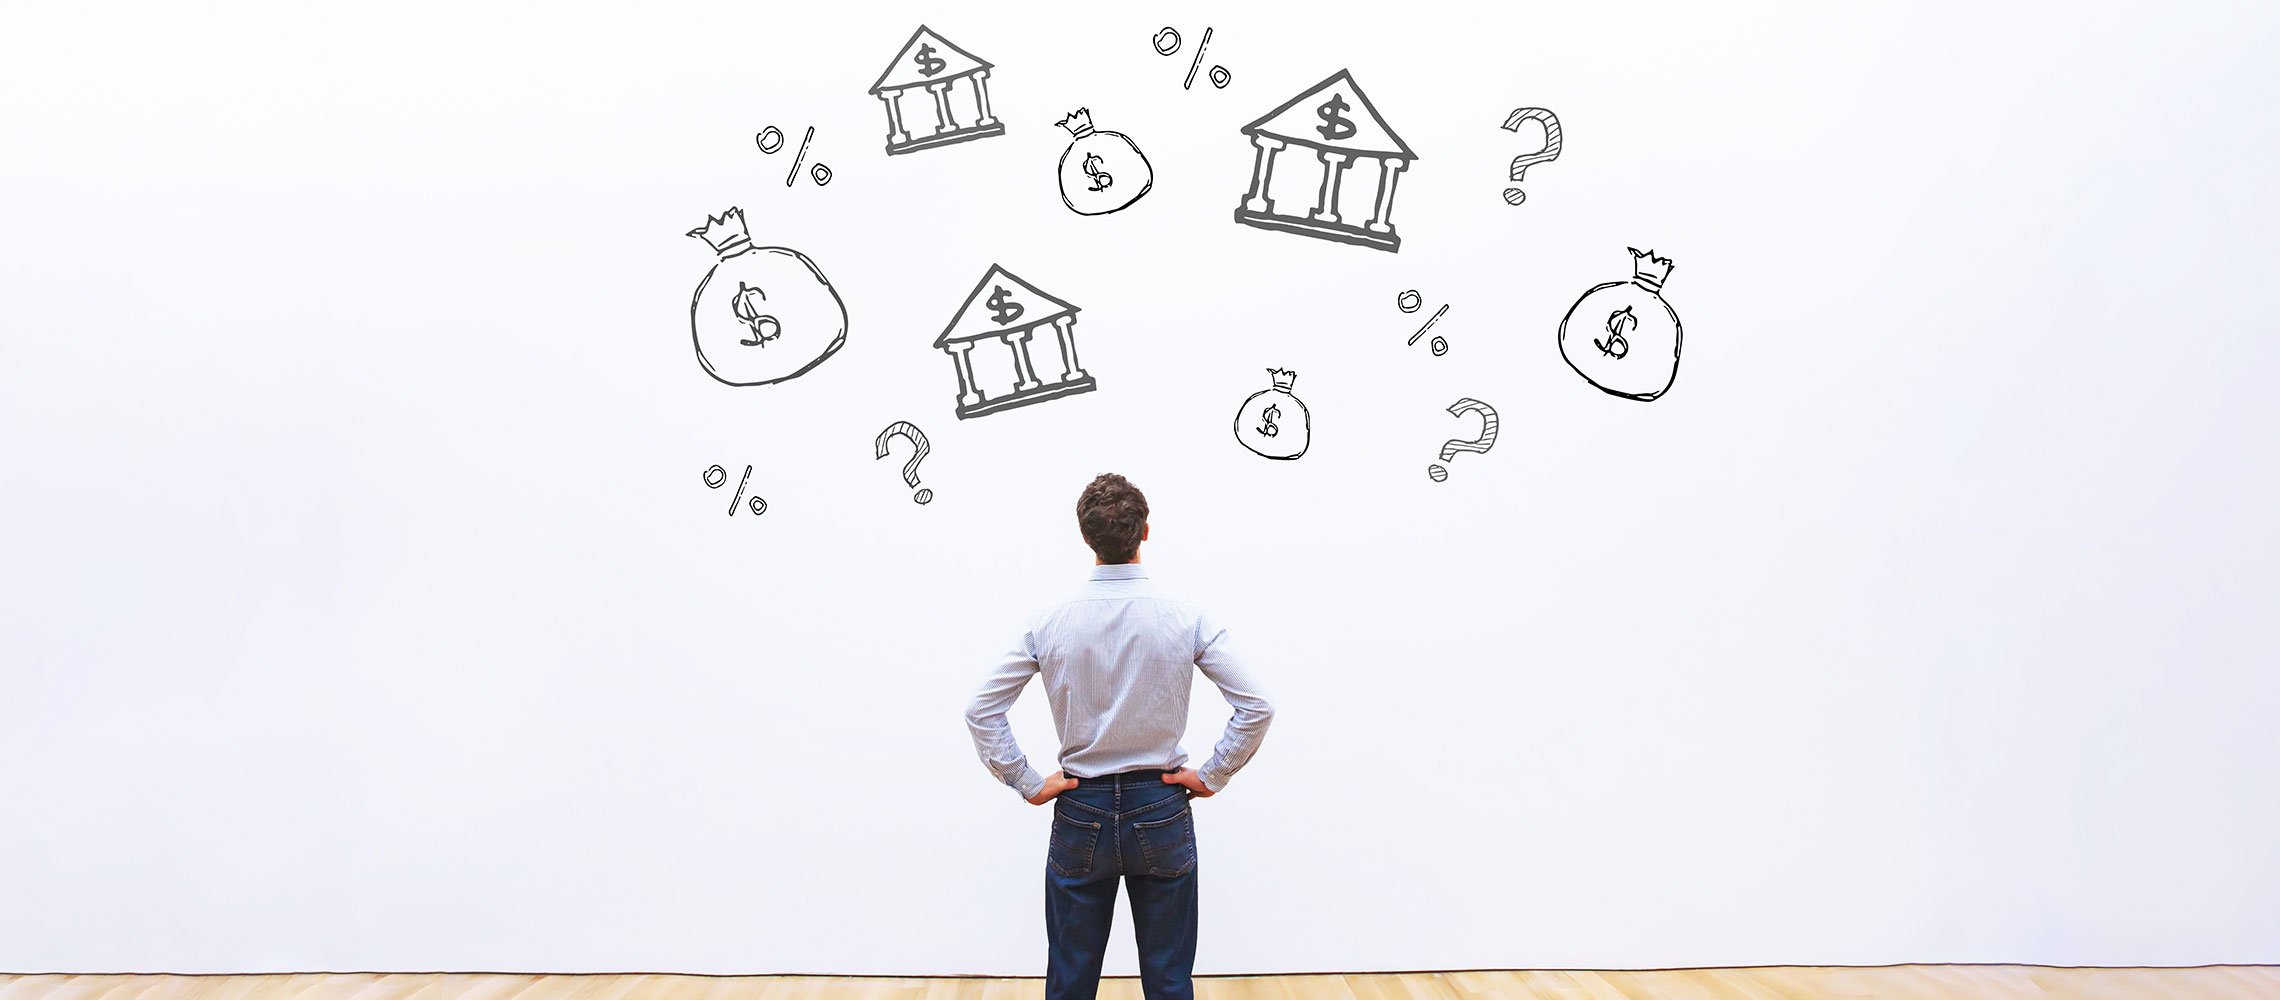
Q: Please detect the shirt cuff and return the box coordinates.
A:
[1014,767,1048,800]
[1198,767,1225,793]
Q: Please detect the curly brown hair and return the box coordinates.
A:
[1076,473,1149,564]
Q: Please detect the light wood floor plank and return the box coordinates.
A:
[3,969,2278,1000]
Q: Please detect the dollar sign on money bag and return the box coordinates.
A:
[1055,108,1154,216]
[1557,248,1682,401]
[1233,369,1310,460]
[686,207,848,387]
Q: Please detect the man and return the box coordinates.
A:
[964,473,1275,1000]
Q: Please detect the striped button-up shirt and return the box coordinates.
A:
[965,563,1275,800]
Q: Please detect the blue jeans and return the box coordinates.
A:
[1045,767,1198,1000]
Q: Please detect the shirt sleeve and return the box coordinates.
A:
[1192,612,1274,793]
[966,625,1048,801]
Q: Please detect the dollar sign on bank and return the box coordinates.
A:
[1315,95,1357,141]
[986,286,1024,325]
[914,43,946,76]
[1257,404,1281,437]
[1082,153,1113,192]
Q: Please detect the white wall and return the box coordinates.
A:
[3,0,2276,976]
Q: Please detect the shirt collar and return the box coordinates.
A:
[1089,563,1148,582]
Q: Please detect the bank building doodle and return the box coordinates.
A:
[934,264,1094,420]
[869,25,1005,156]
[1233,69,1418,253]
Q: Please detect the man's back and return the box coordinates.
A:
[966,563,1273,799]
[1045,565,1266,786]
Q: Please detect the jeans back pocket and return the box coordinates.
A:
[1049,810,1103,878]
[1132,805,1196,877]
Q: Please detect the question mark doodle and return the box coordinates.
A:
[1427,398,1499,482]
[1500,108,1563,206]
[874,421,934,505]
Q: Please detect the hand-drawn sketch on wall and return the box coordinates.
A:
[875,422,935,505]
[1558,248,1682,401]
[1232,369,1310,461]
[1151,26,1231,90]
[686,207,848,387]
[935,264,1093,420]
[1500,108,1562,205]
[1234,69,1416,252]
[755,126,831,186]
[786,126,829,187]
[1427,398,1498,482]
[704,463,768,515]
[1056,108,1153,216]
[1397,289,1450,356]
[870,26,1004,156]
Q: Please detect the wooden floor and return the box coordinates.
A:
[4,968,2276,1000]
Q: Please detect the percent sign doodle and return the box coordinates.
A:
[1427,399,1498,482]
[1150,26,1231,90]
[1396,289,1450,356]
[703,463,769,515]
[874,421,934,504]
[755,125,834,187]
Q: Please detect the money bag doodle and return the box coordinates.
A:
[1232,369,1310,460]
[686,207,847,387]
[1558,248,1683,401]
[1055,108,1154,216]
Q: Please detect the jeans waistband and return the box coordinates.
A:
[1070,767,1177,783]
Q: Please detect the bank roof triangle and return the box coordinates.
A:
[870,25,992,94]
[1242,68,1416,160]
[935,264,1079,348]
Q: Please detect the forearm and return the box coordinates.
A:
[1196,700,1272,791]
[967,710,1047,799]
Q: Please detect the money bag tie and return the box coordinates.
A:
[1234,369,1310,460]
[1558,247,1682,401]
[687,206,848,387]
[1055,108,1154,216]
